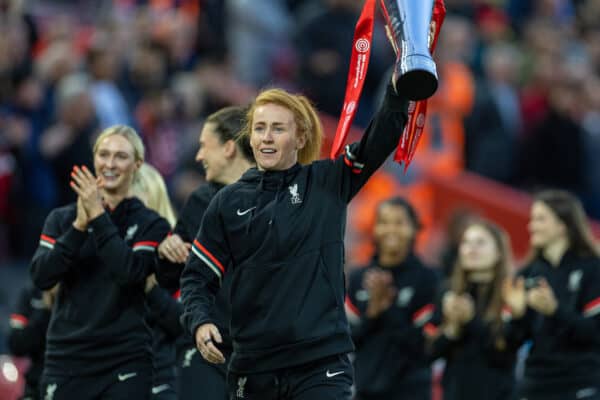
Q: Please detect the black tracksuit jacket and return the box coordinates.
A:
[157,182,224,290]
[156,181,233,354]
[145,286,183,390]
[345,255,438,398]
[428,285,518,400]
[508,251,600,395]
[7,286,51,399]
[181,84,409,373]
[29,198,170,376]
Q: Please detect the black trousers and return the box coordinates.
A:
[177,346,228,400]
[227,354,353,400]
[40,360,152,400]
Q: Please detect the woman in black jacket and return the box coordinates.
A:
[155,106,254,400]
[429,219,518,400]
[30,125,171,400]
[7,285,54,400]
[132,162,181,400]
[180,74,410,399]
[346,197,438,400]
[503,190,600,400]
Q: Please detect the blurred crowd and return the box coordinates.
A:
[1,0,599,265]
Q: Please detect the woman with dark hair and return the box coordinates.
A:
[503,189,600,400]
[429,219,518,400]
[345,197,438,400]
[155,106,254,400]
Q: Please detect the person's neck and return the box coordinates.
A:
[219,159,255,185]
[467,270,495,284]
[102,189,128,210]
[543,237,570,267]
[379,248,409,268]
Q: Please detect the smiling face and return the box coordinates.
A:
[94,134,140,194]
[195,122,229,183]
[250,103,306,171]
[459,225,500,273]
[528,200,567,250]
[374,204,416,257]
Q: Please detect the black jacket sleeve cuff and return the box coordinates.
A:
[89,212,117,241]
[59,226,88,254]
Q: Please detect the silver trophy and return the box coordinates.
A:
[381,0,438,101]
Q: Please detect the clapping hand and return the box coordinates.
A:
[363,269,396,318]
[526,278,558,316]
[70,165,105,223]
[442,291,474,339]
[501,277,527,319]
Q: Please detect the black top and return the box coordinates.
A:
[7,286,50,399]
[508,251,600,394]
[429,284,518,400]
[346,254,438,396]
[155,181,233,351]
[145,286,182,387]
[30,197,171,376]
[156,182,223,290]
[181,84,409,373]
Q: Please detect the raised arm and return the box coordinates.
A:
[324,84,409,203]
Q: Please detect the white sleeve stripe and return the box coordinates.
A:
[191,246,223,282]
[132,246,156,252]
[39,241,54,250]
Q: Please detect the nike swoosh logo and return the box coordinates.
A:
[237,207,256,216]
[117,372,137,382]
[326,370,344,378]
[152,384,171,394]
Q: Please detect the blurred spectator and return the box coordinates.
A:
[580,77,600,219]
[517,66,585,195]
[465,43,522,183]
[39,73,96,207]
[295,0,393,125]
[226,0,293,87]
[87,35,131,129]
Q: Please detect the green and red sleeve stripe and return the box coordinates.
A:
[412,304,434,327]
[9,313,28,329]
[132,241,159,252]
[191,239,225,281]
[343,145,364,174]
[502,305,513,322]
[423,322,439,337]
[344,296,361,325]
[583,297,600,318]
[39,234,56,250]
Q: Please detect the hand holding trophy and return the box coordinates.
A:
[380,0,439,101]
[330,0,446,166]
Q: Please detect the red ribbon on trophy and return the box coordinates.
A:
[395,1,446,170]
[330,0,446,170]
[329,0,376,161]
